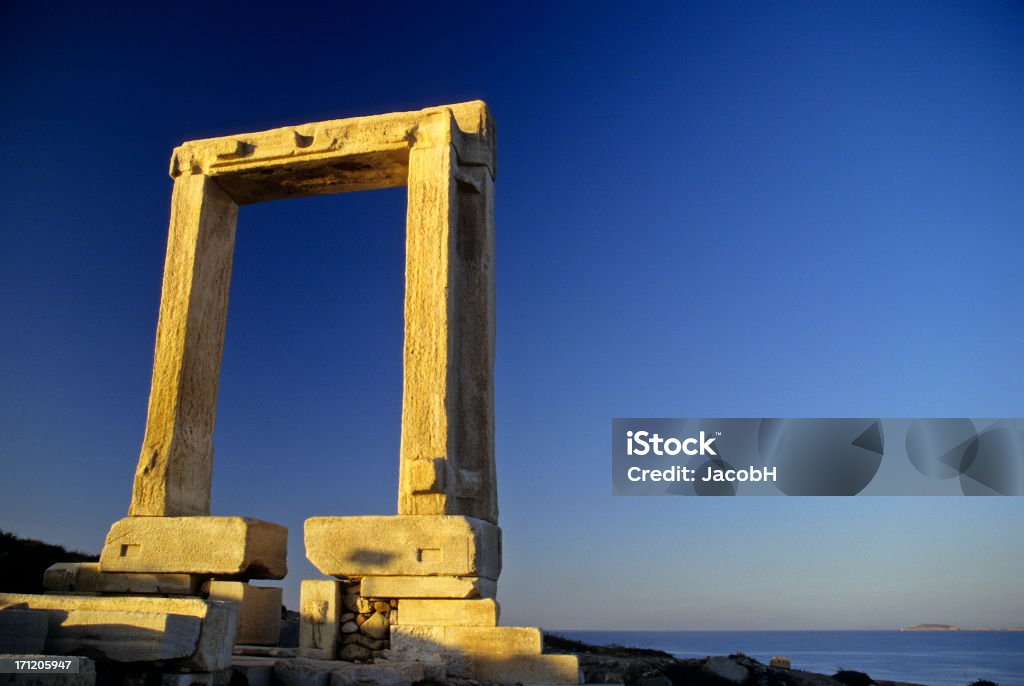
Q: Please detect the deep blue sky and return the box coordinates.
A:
[1,2,1022,629]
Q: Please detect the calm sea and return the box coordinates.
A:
[556,630,1024,686]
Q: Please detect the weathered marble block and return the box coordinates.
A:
[298,580,340,660]
[436,651,581,684]
[205,581,281,645]
[46,610,200,662]
[393,599,498,627]
[99,517,286,579]
[359,576,496,599]
[304,516,500,579]
[390,625,541,655]
[0,593,236,671]
[472,654,581,684]
[44,562,204,595]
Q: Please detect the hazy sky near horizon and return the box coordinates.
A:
[1,2,1022,630]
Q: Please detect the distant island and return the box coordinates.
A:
[901,623,1024,631]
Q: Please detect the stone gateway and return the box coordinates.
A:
[0,102,581,685]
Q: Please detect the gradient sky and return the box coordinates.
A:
[1,1,1022,630]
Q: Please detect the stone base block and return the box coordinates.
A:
[331,662,423,686]
[345,662,424,683]
[206,582,281,645]
[473,654,581,684]
[304,516,500,579]
[360,576,496,599]
[271,659,426,686]
[0,593,236,671]
[394,599,498,627]
[377,650,579,684]
[231,657,276,686]
[298,580,340,660]
[233,645,296,657]
[100,517,287,579]
[0,655,96,686]
[390,625,541,655]
[44,562,205,595]
[376,654,447,681]
[0,610,48,654]
[46,609,200,662]
[272,658,337,686]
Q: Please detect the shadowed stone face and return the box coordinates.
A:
[0,593,238,670]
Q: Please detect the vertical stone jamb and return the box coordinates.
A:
[399,141,457,519]
[129,174,238,516]
[398,110,497,524]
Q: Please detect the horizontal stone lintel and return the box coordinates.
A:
[169,101,495,204]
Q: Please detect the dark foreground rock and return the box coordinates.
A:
[544,634,924,686]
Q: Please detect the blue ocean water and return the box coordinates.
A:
[556,630,1024,686]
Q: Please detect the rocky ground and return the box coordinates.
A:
[543,634,925,686]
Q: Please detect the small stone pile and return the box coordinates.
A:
[338,583,394,661]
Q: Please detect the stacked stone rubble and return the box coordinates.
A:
[339,584,392,661]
